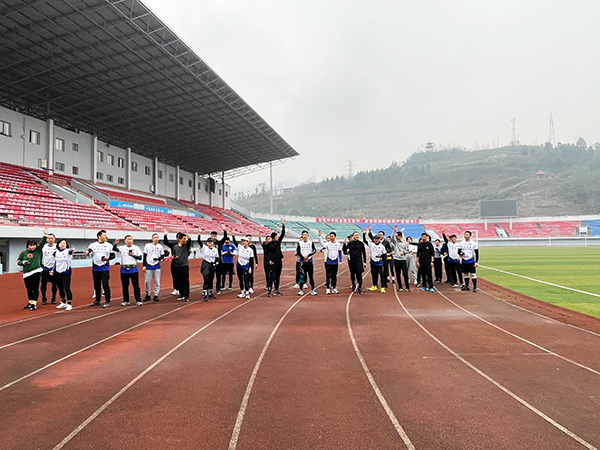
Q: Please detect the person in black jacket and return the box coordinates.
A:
[164,228,192,301]
[416,233,435,292]
[263,219,285,297]
[342,231,367,294]
[209,224,229,295]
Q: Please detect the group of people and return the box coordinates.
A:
[16,221,479,311]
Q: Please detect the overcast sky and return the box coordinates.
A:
[144,0,600,193]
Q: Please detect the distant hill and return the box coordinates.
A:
[236,142,600,219]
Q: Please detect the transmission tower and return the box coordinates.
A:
[549,114,556,147]
[510,118,519,146]
[346,160,354,178]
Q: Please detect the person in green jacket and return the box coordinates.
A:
[17,228,49,311]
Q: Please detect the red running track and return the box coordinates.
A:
[1,258,600,449]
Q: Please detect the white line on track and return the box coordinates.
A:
[346,281,415,450]
[435,289,600,377]
[478,288,600,339]
[394,288,598,450]
[0,308,128,350]
[228,268,345,450]
[53,296,257,450]
[480,265,600,298]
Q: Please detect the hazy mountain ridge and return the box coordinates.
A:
[237,141,600,219]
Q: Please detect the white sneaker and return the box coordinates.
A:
[245,294,251,299]
[91,293,96,299]
[311,290,318,296]
[303,284,308,289]
[293,283,299,289]
[297,290,304,296]
[136,301,143,306]
[121,301,129,307]
[65,304,72,311]
[171,290,179,296]
[56,303,67,309]
[248,288,254,294]
[326,288,331,295]
[238,292,246,298]
[332,289,339,294]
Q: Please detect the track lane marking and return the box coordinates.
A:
[435,289,600,377]
[346,273,415,450]
[52,268,310,450]
[394,288,598,450]
[228,267,347,450]
[478,287,600,338]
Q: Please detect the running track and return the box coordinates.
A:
[1,258,599,449]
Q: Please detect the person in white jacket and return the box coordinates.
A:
[318,230,343,294]
[113,236,143,306]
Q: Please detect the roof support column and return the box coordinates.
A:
[125,147,132,190]
[91,135,98,183]
[221,171,225,209]
[153,157,158,194]
[47,118,54,175]
[194,172,199,204]
[269,161,273,215]
[176,165,181,201]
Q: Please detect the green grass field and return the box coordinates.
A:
[478,247,600,319]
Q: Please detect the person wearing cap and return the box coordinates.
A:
[263,219,286,297]
[363,227,387,293]
[236,236,254,299]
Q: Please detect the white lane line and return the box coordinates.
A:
[228,268,344,450]
[480,265,600,298]
[394,288,598,450]
[478,288,600,339]
[435,290,600,377]
[0,308,128,350]
[53,296,258,450]
[346,277,415,450]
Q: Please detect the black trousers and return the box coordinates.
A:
[248,262,255,288]
[121,271,141,303]
[93,270,111,303]
[237,266,250,292]
[41,269,57,302]
[434,258,443,281]
[444,258,453,283]
[170,261,178,292]
[268,260,283,291]
[446,260,463,285]
[325,263,338,289]
[349,262,364,288]
[173,265,190,297]
[56,272,73,302]
[418,261,434,289]
[371,264,387,288]
[263,261,270,287]
[393,259,410,289]
[220,263,234,288]
[201,261,216,291]
[386,258,395,277]
[299,261,315,289]
[24,272,41,302]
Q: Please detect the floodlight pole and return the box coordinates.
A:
[222,171,225,209]
[269,161,273,215]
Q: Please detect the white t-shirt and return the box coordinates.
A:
[459,240,479,262]
[144,243,165,270]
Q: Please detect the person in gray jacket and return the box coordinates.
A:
[391,226,411,291]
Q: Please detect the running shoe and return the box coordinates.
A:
[430,288,435,293]
[451,284,459,288]
[136,301,143,306]
[176,296,185,301]
[121,301,129,307]
[171,290,179,296]
[228,287,233,291]
[293,283,299,289]
[405,288,411,292]
[23,303,31,310]
[473,288,478,293]
[303,284,308,289]
[153,296,159,302]
[238,292,246,298]
[65,304,72,311]
[274,290,282,296]
[297,290,304,296]
[245,294,251,299]
[216,290,221,295]
[311,290,318,296]
[143,295,151,302]
[368,286,377,291]
[267,290,272,298]
[332,289,339,294]
[351,286,356,292]
[28,303,36,311]
[357,288,363,295]
[102,302,111,308]
[461,286,471,291]
[89,301,100,307]
[381,288,386,294]
[248,288,254,294]
[183,298,190,302]
[420,287,427,291]
[57,302,67,309]
[42,299,47,305]
[326,288,331,295]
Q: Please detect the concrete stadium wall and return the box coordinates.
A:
[0,105,230,207]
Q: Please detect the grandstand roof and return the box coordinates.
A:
[0,0,298,176]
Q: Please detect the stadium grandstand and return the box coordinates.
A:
[0,0,298,273]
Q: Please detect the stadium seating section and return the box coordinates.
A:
[0,162,591,239]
